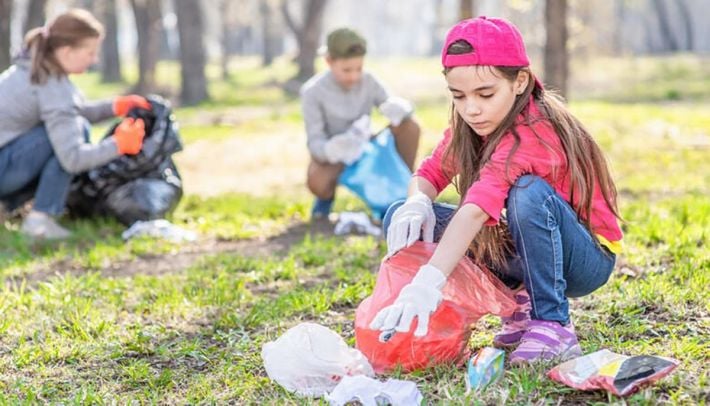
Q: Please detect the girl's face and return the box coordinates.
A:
[445,65,527,137]
[327,56,364,90]
[54,37,101,74]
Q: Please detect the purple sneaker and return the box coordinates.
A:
[493,290,531,348]
[510,320,583,364]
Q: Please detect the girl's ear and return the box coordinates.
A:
[514,70,530,95]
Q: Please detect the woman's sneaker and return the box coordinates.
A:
[510,320,583,364]
[21,211,71,239]
[493,289,531,348]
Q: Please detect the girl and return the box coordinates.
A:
[370,16,622,364]
[0,9,149,239]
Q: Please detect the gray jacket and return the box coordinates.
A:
[300,71,389,162]
[0,56,120,174]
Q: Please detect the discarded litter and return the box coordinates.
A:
[121,219,197,242]
[262,322,374,397]
[547,349,679,397]
[466,347,505,392]
[326,375,423,406]
[334,211,381,236]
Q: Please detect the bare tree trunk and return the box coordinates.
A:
[23,0,47,34]
[0,0,11,72]
[261,0,277,67]
[612,0,626,55]
[544,0,569,98]
[130,0,162,94]
[651,0,679,51]
[97,0,122,82]
[174,0,208,105]
[282,0,327,83]
[220,0,231,80]
[459,0,475,20]
[676,0,694,50]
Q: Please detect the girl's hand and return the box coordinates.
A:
[113,95,151,116]
[386,192,435,258]
[369,264,446,337]
[113,118,146,155]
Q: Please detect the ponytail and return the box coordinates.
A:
[22,8,104,84]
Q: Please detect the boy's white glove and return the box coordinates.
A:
[369,264,446,337]
[349,114,371,139]
[323,115,371,165]
[385,192,435,258]
[379,96,413,126]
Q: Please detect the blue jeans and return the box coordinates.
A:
[0,125,76,216]
[383,175,616,325]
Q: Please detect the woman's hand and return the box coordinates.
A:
[113,95,151,116]
[386,192,436,258]
[114,118,146,155]
[369,264,446,337]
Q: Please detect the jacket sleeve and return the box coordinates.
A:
[300,86,330,162]
[415,128,457,194]
[37,78,119,174]
[79,98,115,123]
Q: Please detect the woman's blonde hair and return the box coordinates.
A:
[23,8,104,84]
[442,40,620,270]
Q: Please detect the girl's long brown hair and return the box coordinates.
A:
[442,40,620,270]
[23,8,103,84]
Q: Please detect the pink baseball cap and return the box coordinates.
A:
[441,16,530,68]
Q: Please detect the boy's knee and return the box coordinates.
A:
[391,116,420,138]
[306,171,338,199]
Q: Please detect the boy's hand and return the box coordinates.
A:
[379,97,413,126]
[322,115,371,165]
[369,264,446,337]
[349,114,371,139]
[323,133,366,165]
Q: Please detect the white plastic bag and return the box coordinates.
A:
[262,322,375,397]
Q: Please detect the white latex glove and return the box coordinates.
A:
[323,133,366,165]
[369,264,446,337]
[385,192,435,259]
[349,114,371,140]
[322,115,371,165]
[379,96,413,126]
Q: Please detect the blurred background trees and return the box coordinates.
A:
[1,0,707,104]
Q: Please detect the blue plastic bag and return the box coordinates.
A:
[338,129,411,220]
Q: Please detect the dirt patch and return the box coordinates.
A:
[174,129,310,197]
[14,219,335,287]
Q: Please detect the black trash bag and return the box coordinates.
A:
[67,95,184,225]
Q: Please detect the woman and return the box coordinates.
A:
[0,9,149,239]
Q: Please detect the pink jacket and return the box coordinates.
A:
[416,101,622,252]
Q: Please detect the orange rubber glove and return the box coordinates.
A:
[113,95,151,116]
[114,118,146,155]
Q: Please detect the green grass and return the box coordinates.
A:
[1,55,708,403]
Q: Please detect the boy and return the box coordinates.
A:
[300,27,421,219]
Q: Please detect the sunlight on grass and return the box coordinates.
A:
[1,54,708,403]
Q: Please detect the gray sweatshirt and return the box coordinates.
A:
[0,57,120,174]
[300,70,389,162]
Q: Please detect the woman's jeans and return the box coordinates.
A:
[0,125,75,216]
[382,175,616,325]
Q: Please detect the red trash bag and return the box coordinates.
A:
[355,242,518,373]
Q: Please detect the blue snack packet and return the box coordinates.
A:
[466,347,505,392]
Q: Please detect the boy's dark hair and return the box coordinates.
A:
[326,28,367,59]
